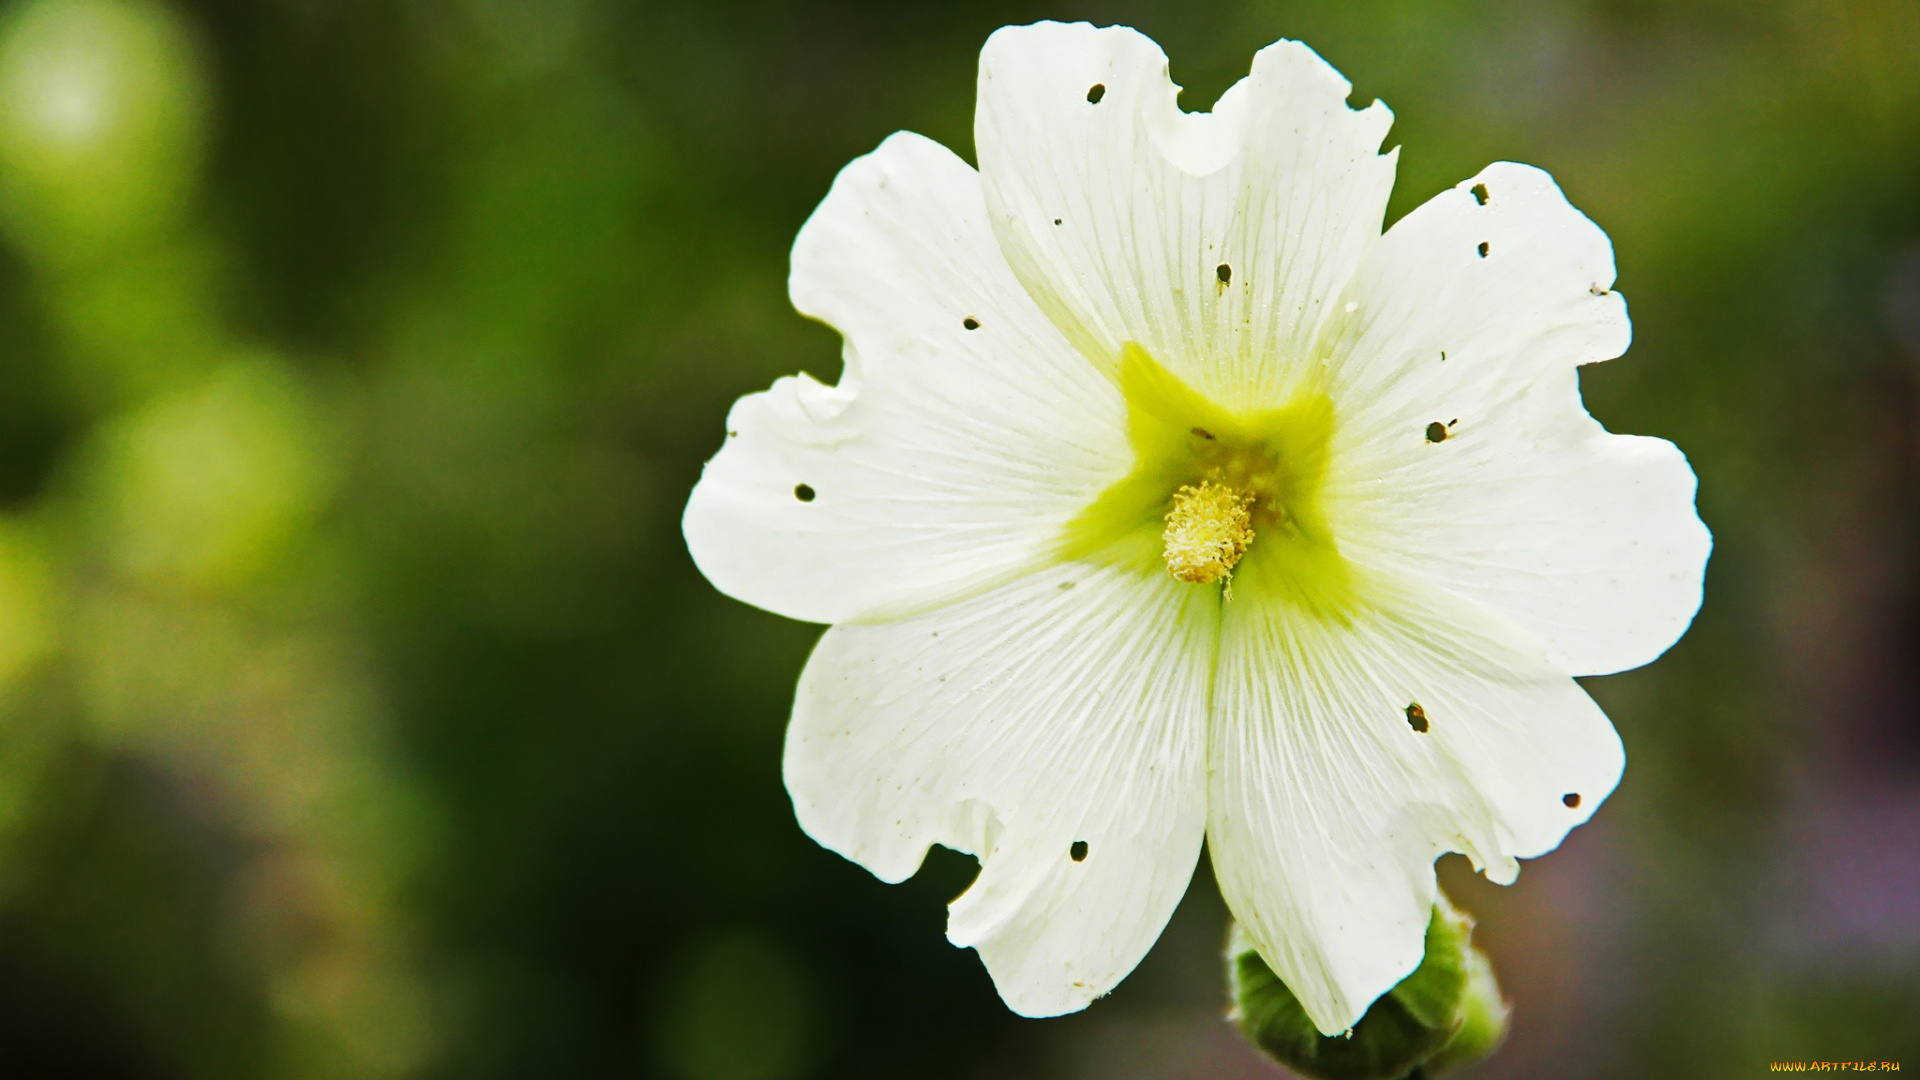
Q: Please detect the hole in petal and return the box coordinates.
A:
[963,317,980,330]
[1086,83,1106,104]
[1053,217,1063,226]
[1477,241,1490,258]
[1425,422,1448,443]
[1216,263,1232,285]
[1069,840,1089,862]
[1471,182,1489,205]
[1563,793,1581,808]
[794,484,816,502]
[1405,702,1429,733]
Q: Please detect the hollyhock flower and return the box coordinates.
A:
[683,21,1708,1036]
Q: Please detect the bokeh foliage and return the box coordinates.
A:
[0,1,1915,1078]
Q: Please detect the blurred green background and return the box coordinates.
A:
[0,0,1914,1077]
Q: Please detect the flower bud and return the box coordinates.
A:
[1425,938,1511,1073]
[1226,896,1507,1080]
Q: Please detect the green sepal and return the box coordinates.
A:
[1424,938,1511,1073]
[1226,896,1504,1080]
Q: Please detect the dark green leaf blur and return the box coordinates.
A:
[0,0,1914,1077]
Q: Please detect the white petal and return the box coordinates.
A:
[785,558,1215,1015]
[1207,563,1624,1035]
[975,22,1398,411]
[683,132,1128,624]
[1323,163,1710,675]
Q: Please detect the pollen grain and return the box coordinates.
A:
[1163,481,1255,590]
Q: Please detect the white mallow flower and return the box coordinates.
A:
[683,22,1709,1036]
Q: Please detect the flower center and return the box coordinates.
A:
[1061,345,1356,616]
[1163,481,1255,584]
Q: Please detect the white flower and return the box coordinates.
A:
[682,22,1709,1036]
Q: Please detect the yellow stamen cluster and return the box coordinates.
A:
[1162,481,1255,589]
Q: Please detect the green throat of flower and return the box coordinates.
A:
[1062,344,1354,615]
